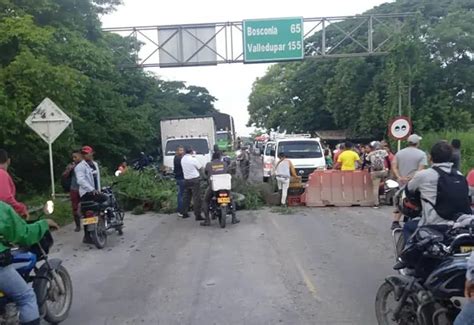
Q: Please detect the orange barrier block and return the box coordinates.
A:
[304,170,375,207]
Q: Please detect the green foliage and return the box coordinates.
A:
[232,177,265,210]
[0,0,217,193]
[418,130,474,174]
[247,0,473,139]
[113,170,177,214]
[26,197,73,226]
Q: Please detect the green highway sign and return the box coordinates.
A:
[243,17,304,63]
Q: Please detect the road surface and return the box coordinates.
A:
[51,205,395,325]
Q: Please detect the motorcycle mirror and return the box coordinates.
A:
[385,179,399,189]
[44,200,54,215]
[115,170,122,177]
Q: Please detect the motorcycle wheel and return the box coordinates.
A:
[44,265,73,324]
[375,282,419,325]
[219,206,227,228]
[92,217,107,249]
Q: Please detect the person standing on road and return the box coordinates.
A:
[324,149,333,169]
[180,147,205,221]
[366,141,389,208]
[174,146,185,217]
[75,146,106,244]
[335,142,362,171]
[274,152,297,207]
[61,150,83,232]
[237,147,250,180]
[0,201,59,325]
[390,134,428,230]
[451,139,462,171]
[0,149,29,219]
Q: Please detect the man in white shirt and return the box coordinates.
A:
[180,147,204,220]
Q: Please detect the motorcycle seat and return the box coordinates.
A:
[80,201,108,211]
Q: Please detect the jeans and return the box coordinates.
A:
[0,265,39,323]
[403,219,419,244]
[182,177,202,218]
[454,301,474,325]
[276,176,290,205]
[176,179,185,213]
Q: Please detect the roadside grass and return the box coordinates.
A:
[419,130,474,173]
[271,206,299,215]
[25,195,73,226]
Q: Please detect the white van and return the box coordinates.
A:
[273,137,325,182]
[262,141,276,182]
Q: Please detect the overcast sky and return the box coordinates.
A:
[101,0,392,136]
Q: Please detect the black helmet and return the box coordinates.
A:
[399,188,422,219]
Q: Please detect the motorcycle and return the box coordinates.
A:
[382,179,400,206]
[376,224,474,325]
[80,187,124,249]
[208,174,236,228]
[0,201,73,324]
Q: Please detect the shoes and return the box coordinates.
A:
[200,221,211,226]
[74,226,81,232]
[231,218,240,224]
[177,212,183,217]
[182,214,190,219]
[373,205,380,209]
[391,221,402,230]
[195,215,205,221]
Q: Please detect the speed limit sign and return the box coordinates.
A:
[388,116,412,140]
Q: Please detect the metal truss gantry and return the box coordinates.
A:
[103,13,414,68]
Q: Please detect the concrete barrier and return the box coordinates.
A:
[303,170,375,207]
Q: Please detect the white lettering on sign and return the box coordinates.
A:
[246,26,279,37]
[247,43,287,54]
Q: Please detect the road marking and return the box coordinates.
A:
[270,216,321,302]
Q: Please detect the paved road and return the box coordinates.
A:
[51,205,395,325]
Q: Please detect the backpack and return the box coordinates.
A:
[426,166,472,221]
[371,150,386,172]
[61,166,73,192]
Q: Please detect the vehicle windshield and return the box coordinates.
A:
[265,143,275,156]
[277,141,323,159]
[216,133,230,141]
[165,139,209,156]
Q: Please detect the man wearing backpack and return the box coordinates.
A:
[366,141,389,208]
[61,149,83,232]
[403,141,471,239]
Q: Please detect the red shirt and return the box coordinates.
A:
[0,168,28,216]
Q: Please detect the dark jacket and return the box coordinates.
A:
[174,155,184,180]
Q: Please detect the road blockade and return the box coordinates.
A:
[303,170,375,207]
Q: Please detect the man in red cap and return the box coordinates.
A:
[75,145,106,243]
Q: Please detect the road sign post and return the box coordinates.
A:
[25,98,72,198]
[243,17,304,63]
[388,116,412,152]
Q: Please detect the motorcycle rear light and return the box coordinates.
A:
[219,193,228,197]
[264,163,273,169]
[85,211,95,217]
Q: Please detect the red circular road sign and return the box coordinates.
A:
[388,116,412,140]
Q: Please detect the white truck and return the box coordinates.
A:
[271,135,326,182]
[160,117,216,170]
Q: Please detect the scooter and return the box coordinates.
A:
[0,201,73,324]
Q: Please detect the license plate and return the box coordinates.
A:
[83,217,98,225]
[217,197,231,204]
[460,246,474,253]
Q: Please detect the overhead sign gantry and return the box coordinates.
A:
[103,13,414,68]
